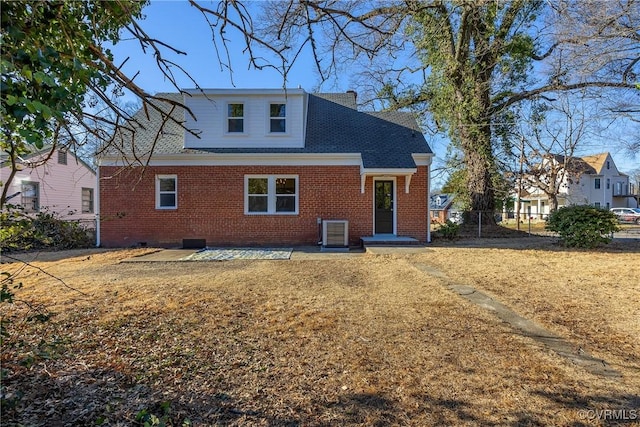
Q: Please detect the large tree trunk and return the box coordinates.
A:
[548,193,559,212]
[461,132,497,225]
[1,141,19,209]
[455,65,497,226]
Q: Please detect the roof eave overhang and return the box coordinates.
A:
[98,152,362,167]
[359,168,418,194]
[412,153,433,166]
[182,88,306,96]
[358,153,432,194]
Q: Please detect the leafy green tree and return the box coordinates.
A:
[2,1,142,203]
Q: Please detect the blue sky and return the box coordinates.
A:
[111,1,638,176]
[111,1,341,93]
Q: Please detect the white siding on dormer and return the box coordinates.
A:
[184,91,306,149]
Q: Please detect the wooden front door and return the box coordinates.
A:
[375,180,394,234]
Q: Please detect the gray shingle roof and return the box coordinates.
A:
[107,92,432,169]
[305,94,430,168]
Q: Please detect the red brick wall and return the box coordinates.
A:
[430,210,447,224]
[99,165,428,247]
[396,167,428,239]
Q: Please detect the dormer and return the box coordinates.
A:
[183,88,306,149]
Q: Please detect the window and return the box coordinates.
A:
[227,103,244,133]
[607,161,610,169]
[247,178,268,213]
[606,178,610,189]
[245,175,298,214]
[156,175,177,209]
[21,181,39,212]
[594,202,601,208]
[58,150,67,165]
[81,188,94,213]
[594,178,601,189]
[269,103,286,133]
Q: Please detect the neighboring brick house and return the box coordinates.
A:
[517,152,638,219]
[98,89,433,248]
[429,193,462,224]
[0,146,96,225]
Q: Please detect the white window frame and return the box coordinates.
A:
[81,187,94,213]
[156,175,178,210]
[226,102,245,134]
[21,181,39,213]
[267,102,287,134]
[244,175,298,215]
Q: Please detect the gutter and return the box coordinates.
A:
[427,162,431,243]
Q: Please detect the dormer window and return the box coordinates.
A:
[227,103,244,133]
[269,103,286,133]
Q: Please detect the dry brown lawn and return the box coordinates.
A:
[1,239,639,426]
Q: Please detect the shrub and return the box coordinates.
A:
[436,219,460,240]
[545,205,620,248]
[0,205,94,252]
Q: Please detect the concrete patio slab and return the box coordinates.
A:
[121,249,197,262]
[122,246,368,262]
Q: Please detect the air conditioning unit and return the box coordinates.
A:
[322,220,349,248]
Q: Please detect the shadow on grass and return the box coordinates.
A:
[5,364,639,426]
[318,390,639,426]
[534,388,640,426]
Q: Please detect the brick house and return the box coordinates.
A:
[98,89,433,248]
[429,193,462,224]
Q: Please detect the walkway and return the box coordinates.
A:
[412,262,621,378]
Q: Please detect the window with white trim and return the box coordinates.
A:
[269,103,286,133]
[156,175,177,209]
[21,181,39,212]
[81,188,94,213]
[227,103,244,133]
[245,175,298,214]
[594,178,601,189]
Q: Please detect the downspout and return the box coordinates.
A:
[95,166,101,247]
[427,162,432,243]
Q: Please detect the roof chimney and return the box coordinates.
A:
[346,90,357,100]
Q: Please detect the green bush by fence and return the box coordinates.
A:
[545,205,619,248]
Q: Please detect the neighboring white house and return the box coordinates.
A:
[517,152,638,219]
[1,146,96,225]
